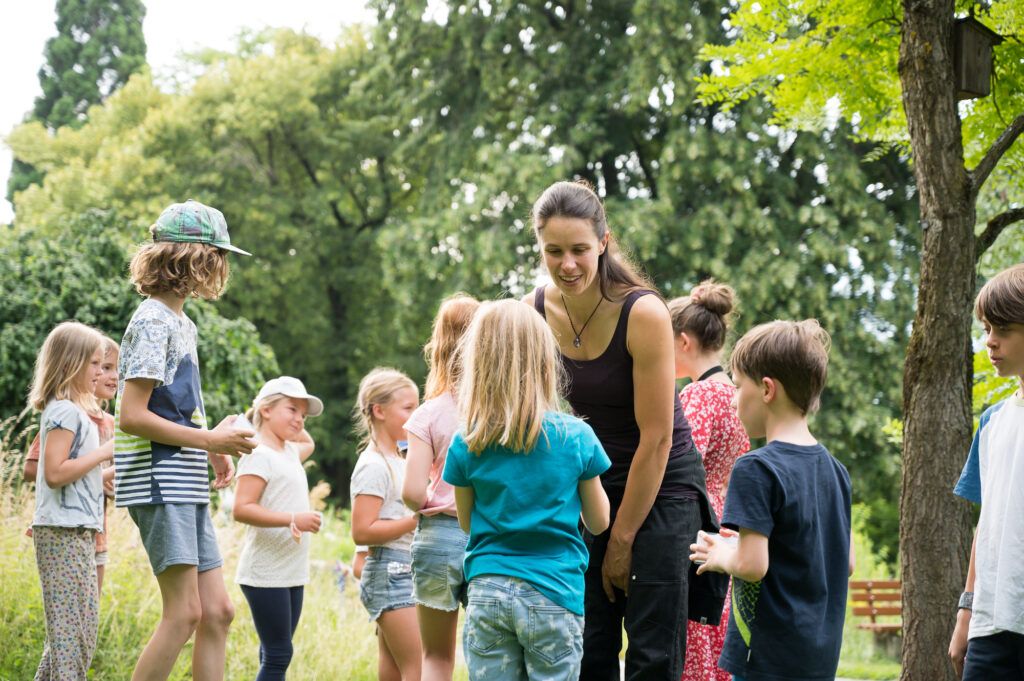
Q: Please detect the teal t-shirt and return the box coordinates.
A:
[442,411,611,615]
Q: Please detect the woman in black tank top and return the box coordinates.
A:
[524,181,713,681]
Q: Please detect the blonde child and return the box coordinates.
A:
[29,321,114,679]
[442,299,612,680]
[350,368,422,681]
[232,376,323,680]
[400,293,480,681]
[115,200,256,681]
[25,335,120,592]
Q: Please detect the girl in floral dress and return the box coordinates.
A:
[669,280,750,681]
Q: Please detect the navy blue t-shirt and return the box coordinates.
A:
[719,441,852,681]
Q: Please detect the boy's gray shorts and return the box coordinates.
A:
[128,503,223,575]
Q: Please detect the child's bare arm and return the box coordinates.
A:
[23,458,38,483]
[291,429,315,463]
[691,527,769,582]
[453,486,475,534]
[949,532,978,678]
[401,434,433,512]
[233,474,321,531]
[119,378,255,456]
[351,494,417,545]
[43,430,114,488]
[579,476,610,534]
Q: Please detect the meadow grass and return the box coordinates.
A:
[1,420,896,680]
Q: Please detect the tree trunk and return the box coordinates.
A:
[898,2,975,680]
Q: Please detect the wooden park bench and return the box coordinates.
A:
[850,579,902,658]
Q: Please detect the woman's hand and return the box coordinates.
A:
[602,533,634,601]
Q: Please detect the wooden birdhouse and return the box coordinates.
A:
[953,16,1003,100]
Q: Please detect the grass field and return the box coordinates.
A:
[1,433,899,680]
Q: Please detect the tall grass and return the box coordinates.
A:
[0,420,469,680]
[1,411,896,680]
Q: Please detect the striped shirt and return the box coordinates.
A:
[114,298,210,507]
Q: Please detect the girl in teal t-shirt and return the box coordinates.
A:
[442,299,611,680]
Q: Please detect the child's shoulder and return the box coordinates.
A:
[978,395,1023,436]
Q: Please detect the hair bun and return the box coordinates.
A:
[690,279,735,317]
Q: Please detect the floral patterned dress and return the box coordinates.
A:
[681,379,750,681]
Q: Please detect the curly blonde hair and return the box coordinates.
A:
[129,241,230,300]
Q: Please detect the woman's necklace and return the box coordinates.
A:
[560,293,603,348]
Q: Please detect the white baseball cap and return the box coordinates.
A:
[254,376,324,417]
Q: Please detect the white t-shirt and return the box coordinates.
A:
[349,445,413,553]
[235,442,311,588]
[954,394,1024,638]
[33,400,103,531]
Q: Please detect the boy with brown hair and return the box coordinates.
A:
[116,199,257,681]
[949,263,1024,680]
[690,319,852,681]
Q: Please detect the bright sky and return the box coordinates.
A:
[0,0,375,224]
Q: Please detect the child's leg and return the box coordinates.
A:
[34,526,99,680]
[961,631,1024,681]
[379,629,402,681]
[96,550,108,594]
[191,567,235,681]
[131,564,202,681]
[377,606,423,680]
[240,585,299,681]
[464,577,526,681]
[417,605,460,681]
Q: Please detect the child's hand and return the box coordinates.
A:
[208,415,257,457]
[293,512,322,534]
[689,528,738,575]
[210,453,235,489]
[97,439,115,462]
[102,465,116,497]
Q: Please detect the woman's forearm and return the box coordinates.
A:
[611,432,671,541]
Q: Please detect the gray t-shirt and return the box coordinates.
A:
[33,400,103,531]
[349,445,413,553]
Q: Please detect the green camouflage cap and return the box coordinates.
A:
[151,199,251,256]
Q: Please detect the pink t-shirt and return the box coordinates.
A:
[403,392,459,516]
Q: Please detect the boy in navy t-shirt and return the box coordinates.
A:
[690,319,853,681]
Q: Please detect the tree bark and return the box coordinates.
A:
[898,2,975,680]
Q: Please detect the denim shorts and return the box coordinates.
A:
[411,514,468,611]
[127,503,222,575]
[464,574,584,681]
[359,547,415,622]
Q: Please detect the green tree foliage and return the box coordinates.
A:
[7,0,147,202]
[0,209,278,435]
[371,1,919,556]
[8,4,922,541]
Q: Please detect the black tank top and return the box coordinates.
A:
[533,287,703,502]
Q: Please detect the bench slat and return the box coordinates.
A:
[853,606,902,617]
[849,580,901,589]
[857,622,902,633]
[850,592,902,602]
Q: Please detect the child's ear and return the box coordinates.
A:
[761,377,777,403]
[371,403,385,421]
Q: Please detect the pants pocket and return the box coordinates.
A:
[528,605,580,665]
[465,597,507,654]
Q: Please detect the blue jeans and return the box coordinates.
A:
[411,514,468,611]
[464,575,584,681]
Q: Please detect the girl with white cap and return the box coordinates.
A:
[232,376,324,681]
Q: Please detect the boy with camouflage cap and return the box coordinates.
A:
[116,199,255,681]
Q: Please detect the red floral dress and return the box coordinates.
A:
[680,379,750,681]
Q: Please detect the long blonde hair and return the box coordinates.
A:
[424,293,481,400]
[458,299,563,454]
[352,367,418,452]
[29,322,105,412]
[97,335,120,413]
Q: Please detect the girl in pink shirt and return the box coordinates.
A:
[401,293,480,681]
